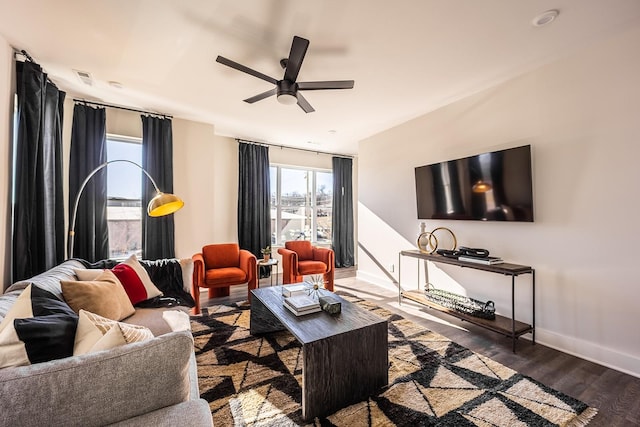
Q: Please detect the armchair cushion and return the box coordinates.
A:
[203,244,240,269]
[204,267,247,286]
[298,260,329,275]
[285,241,313,261]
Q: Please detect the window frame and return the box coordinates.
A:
[270,163,333,246]
[105,134,143,259]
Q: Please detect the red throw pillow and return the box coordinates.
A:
[111,263,148,305]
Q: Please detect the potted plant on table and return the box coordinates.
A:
[261,246,272,261]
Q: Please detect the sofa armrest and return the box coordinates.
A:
[0,331,195,427]
[107,399,213,427]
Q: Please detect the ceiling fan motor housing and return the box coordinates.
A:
[277,80,298,104]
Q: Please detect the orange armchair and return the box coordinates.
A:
[192,243,257,314]
[278,241,335,291]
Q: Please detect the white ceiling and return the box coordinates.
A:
[1,0,639,155]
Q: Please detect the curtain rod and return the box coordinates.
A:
[237,139,354,159]
[13,49,34,62]
[73,98,172,119]
[13,48,56,87]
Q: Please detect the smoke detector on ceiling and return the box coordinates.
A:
[532,10,559,27]
[74,69,93,86]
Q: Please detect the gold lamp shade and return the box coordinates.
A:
[147,192,184,217]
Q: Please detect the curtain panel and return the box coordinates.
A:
[12,61,66,282]
[141,115,175,260]
[332,156,354,268]
[68,104,108,262]
[238,142,271,267]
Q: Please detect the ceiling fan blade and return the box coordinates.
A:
[297,80,355,90]
[283,36,309,83]
[216,55,278,85]
[244,88,277,103]
[296,93,315,113]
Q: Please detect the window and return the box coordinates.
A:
[106,135,143,259]
[270,165,333,245]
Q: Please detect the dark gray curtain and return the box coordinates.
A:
[68,104,108,262]
[332,156,354,267]
[141,115,175,260]
[12,61,66,281]
[238,142,271,263]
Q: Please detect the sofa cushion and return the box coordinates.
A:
[0,285,78,368]
[61,270,136,321]
[74,310,154,355]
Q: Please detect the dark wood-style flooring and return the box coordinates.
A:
[199,267,640,426]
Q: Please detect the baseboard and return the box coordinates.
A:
[534,328,640,379]
[355,270,640,379]
[356,270,397,293]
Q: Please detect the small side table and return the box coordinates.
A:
[257,258,279,287]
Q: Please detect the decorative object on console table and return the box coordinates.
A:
[67,159,184,259]
[416,226,457,254]
[424,284,496,320]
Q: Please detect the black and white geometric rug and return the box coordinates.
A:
[191,295,597,426]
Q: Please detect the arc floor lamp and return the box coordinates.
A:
[68,159,184,259]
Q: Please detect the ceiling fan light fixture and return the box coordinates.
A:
[277,93,297,105]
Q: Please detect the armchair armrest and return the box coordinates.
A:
[238,250,257,284]
[278,247,299,284]
[191,253,205,287]
[313,247,334,272]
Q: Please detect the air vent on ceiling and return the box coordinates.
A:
[74,69,93,86]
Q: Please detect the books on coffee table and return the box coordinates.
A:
[282,284,308,297]
[284,294,321,316]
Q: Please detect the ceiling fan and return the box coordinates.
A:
[216,35,354,113]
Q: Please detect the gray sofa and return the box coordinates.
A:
[0,259,213,427]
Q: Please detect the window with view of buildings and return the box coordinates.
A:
[270,165,332,246]
[106,136,143,259]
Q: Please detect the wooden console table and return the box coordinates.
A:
[398,250,535,352]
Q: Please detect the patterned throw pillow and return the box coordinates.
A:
[0,285,78,368]
[73,310,154,355]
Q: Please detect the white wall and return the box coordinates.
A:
[0,35,12,288]
[358,24,640,377]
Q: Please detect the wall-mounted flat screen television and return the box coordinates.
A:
[415,145,533,221]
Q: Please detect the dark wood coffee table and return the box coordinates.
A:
[250,286,388,421]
